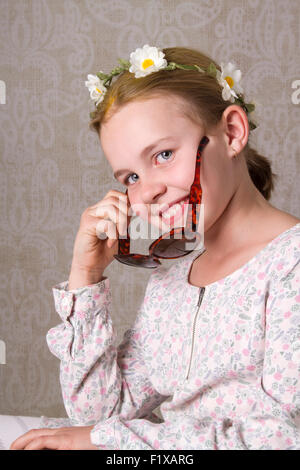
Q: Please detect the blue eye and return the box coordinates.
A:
[126,173,139,185]
[124,150,173,186]
[156,150,173,163]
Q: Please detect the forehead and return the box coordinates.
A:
[99,94,193,155]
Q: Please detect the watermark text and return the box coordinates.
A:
[291,80,300,104]
[0,79,6,104]
[96,202,205,251]
[0,339,6,364]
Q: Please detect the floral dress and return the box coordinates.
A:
[44,223,300,450]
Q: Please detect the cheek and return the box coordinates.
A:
[200,164,235,222]
[177,160,195,188]
[200,152,226,194]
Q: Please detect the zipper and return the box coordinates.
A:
[185,287,205,380]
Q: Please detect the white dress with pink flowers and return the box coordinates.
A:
[44,222,300,450]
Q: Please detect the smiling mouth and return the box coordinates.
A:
[158,199,190,230]
[158,196,190,218]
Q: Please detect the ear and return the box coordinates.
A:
[221,105,249,158]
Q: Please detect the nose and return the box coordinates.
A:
[140,180,167,205]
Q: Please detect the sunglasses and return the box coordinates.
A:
[113,135,209,268]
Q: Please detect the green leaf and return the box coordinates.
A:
[174,63,195,71]
[103,78,110,86]
[96,72,108,80]
[193,64,205,73]
[183,64,199,71]
[249,121,257,130]
[111,66,123,75]
[244,102,255,113]
[165,62,176,70]
[234,95,244,105]
[118,58,131,68]
[207,63,217,78]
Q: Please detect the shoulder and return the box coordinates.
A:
[267,221,300,283]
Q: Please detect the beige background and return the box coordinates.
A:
[0,0,299,418]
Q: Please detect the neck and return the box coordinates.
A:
[203,169,274,259]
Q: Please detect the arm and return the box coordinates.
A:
[47,273,169,427]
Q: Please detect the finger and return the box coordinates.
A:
[90,199,130,221]
[24,434,62,450]
[104,190,129,204]
[93,206,128,237]
[91,194,129,213]
[10,428,55,450]
[96,219,118,241]
[95,219,127,241]
[102,196,130,213]
[96,220,119,250]
[95,219,108,240]
[93,204,121,224]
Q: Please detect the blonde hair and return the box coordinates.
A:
[89,46,276,200]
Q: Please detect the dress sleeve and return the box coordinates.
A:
[46,275,168,427]
[90,259,300,450]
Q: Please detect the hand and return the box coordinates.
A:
[71,189,131,276]
[9,425,98,450]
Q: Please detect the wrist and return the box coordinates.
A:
[68,264,105,290]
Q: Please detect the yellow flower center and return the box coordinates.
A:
[142,58,154,70]
[96,87,102,94]
[225,76,234,88]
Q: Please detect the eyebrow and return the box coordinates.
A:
[113,136,175,180]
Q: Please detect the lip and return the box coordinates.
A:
[158,195,190,216]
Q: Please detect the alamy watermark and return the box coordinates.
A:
[0,339,6,364]
[0,79,6,104]
[96,202,205,251]
[291,80,300,105]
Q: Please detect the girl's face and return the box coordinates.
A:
[100,94,237,234]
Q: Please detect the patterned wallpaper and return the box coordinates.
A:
[0,0,299,417]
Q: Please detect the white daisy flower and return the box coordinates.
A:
[85,73,107,105]
[216,62,243,103]
[129,44,168,78]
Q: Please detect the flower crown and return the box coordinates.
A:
[85,44,257,130]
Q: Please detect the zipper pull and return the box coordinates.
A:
[185,286,206,381]
[197,286,205,306]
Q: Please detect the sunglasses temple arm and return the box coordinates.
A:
[185,148,202,234]
[118,231,130,255]
[185,136,208,234]
[117,189,131,255]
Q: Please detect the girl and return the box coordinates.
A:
[11,45,300,450]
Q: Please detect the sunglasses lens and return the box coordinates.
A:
[114,254,161,268]
[151,231,203,259]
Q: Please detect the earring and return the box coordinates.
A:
[232,148,238,158]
